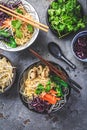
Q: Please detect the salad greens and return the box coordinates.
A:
[48,0,87,38]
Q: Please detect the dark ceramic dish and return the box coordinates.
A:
[47,0,84,38]
[71,30,87,62]
[0,54,16,94]
[18,61,71,114]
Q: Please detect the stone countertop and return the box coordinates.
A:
[0,0,87,130]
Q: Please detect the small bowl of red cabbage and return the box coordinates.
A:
[71,30,87,62]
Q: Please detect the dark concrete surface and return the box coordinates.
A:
[0,0,87,130]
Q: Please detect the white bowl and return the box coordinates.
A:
[0,0,39,51]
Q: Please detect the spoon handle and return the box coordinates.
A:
[61,55,76,69]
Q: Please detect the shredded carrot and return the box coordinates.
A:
[49,89,57,95]
[41,93,61,104]
[0,18,12,29]
[41,94,57,104]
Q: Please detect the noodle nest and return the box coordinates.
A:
[0,56,15,93]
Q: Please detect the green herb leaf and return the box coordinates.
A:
[16,29,23,38]
[56,85,63,97]
[15,8,23,14]
[48,0,87,38]
[11,20,22,29]
[45,85,51,92]
[0,30,10,37]
[27,24,34,33]
[8,36,17,48]
[35,84,44,95]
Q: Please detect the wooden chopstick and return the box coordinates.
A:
[29,49,67,81]
[29,49,82,93]
[0,4,48,29]
[0,4,49,32]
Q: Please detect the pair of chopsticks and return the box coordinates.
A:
[29,49,82,93]
[0,4,49,32]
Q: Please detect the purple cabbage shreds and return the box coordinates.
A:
[28,97,51,113]
[7,1,22,9]
[0,1,22,26]
[0,11,10,26]
[11,1,22,8]
[74,36,87,59]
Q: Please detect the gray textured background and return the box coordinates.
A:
[0,0,87,130]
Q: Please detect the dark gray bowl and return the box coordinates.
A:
[71,30,87,62]
[18,61,71,114]
[0,54,16,94]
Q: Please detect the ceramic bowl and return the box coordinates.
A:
[71,30,87,62]
[18,61,71,113]
[0,0,39,51]
[0,54,16,94]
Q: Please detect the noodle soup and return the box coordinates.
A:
[19,61,71,113]
[0,0,39,51]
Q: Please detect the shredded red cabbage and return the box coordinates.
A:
[74,36,87,59]
[0,0,22,26]
[28,97,51,113]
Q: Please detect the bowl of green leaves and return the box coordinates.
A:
[47,0,87,38]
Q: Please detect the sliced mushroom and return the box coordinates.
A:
[37,65,43,76]
[41,66,50,78]
[28,67,37,80]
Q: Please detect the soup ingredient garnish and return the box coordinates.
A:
[28,97,51,113]
[7,36,17,48]
[48,0,87,38]
[35,84,44,95]
[15,8,23,14]
[0,29,10,37]
[41,90,61,104]
[27,24,34,33]
[74,36,87,59]
[11,20,22,38]
[0,29,17,48]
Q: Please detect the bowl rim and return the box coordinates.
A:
[0,0,39,52]
[18,60,71,113]
[0,54,16,94]
[71,30,87,62]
